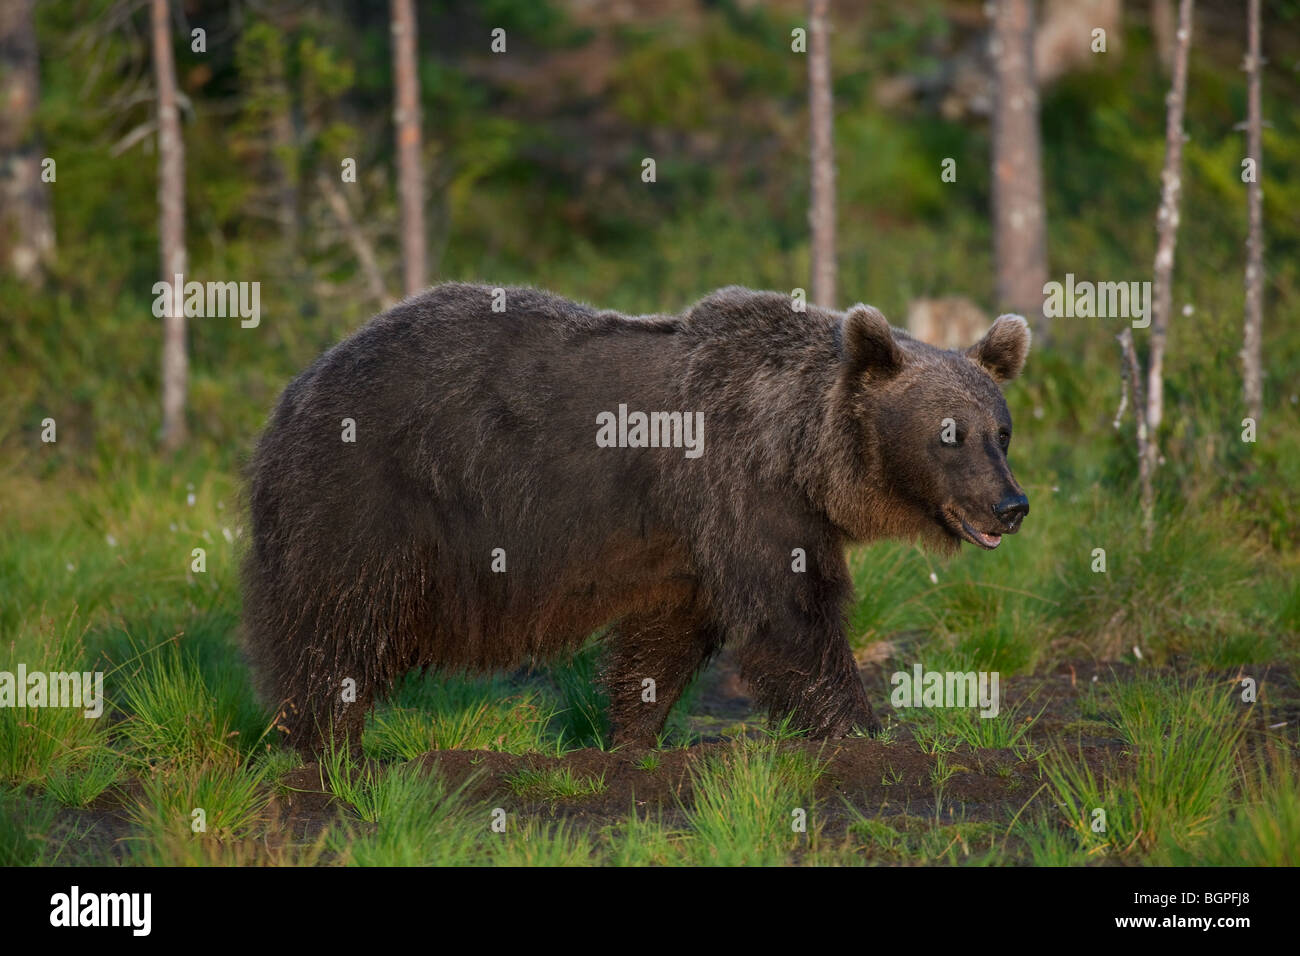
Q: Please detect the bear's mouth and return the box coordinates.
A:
[941,509,1004,550]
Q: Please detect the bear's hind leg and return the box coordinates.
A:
[272,648,376,756]
[603,603,721,748]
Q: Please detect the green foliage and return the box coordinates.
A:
[548,644,610,750]
[1169,748,1300,866]
[0,616,106,784]
[489,819,596,866]
[846,542,935,645]
[127,759,271,847]
[602,813,683,866]
[118,651,246,769]
[504,765,606,802]
[848,811,1002,865]
[44,745,123,807]
[1044,675,1247,856]
[318,739,386,822]
[902,686,1044,753]
[683,738,826,865]
[326,764,481,866]
[1,0,1298,868]
[0,788,62,865]
[1010,811,1093,866]
[364,673,556,758]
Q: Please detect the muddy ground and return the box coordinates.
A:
[26,653,1299,865]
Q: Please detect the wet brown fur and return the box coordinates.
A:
[242,283,1030,751]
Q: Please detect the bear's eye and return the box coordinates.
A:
[998,430,1011,450]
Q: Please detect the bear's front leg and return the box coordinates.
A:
[734,604,880,739]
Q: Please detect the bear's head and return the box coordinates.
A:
[828,305,1031,553]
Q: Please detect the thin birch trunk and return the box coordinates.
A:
[807,0,836,310]
[1118,329,1154,548]
[152,0,188,451]
[391,0,426,295]
[1146,0,1193,447]
[1241,0,1264,425]
[991,0,1048,334]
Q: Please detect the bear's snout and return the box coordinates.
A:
[993,493,1029,531]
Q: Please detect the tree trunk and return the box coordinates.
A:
[1151,0,1176,73]
[1118,329,1154,547]
[1146,0,1193,447]
[991,0,1048,335]
[1241,0,1263,426]
[391,0,426,296]
[807,0,836,310]
[152,0,188,451]
[0,0,55,282]
[269,59,299,258]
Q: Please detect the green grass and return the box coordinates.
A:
[1050,497,1282,667]
[1010,811,1094,866]
[846,542,936,644]
[548,643,611,750]
[364,673,557,759]
[0,615,107,783]
[505,765,607,802]
[318,738,386,821]
[326,765,479,866]
[0,787,63,866]
[902,685,1045,753]
[682,738,828,866]
[909,723,962,755]
[602,813,683,866]
[122,758,275,865]
[44,745,123,807]
[849,817,908,856]
[1169,748,1300,866]
[489,819,596,866]
[848,813,1002,865]
[1044,675,1248,856]
[118,649,256,769]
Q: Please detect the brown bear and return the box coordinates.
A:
[242,283,1030,752]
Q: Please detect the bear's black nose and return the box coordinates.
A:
[994,494,1029,527]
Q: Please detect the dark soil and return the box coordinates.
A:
[21,654,1297,865]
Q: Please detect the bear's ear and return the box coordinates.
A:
[841,304,903,381]
[966,314,1031,384]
